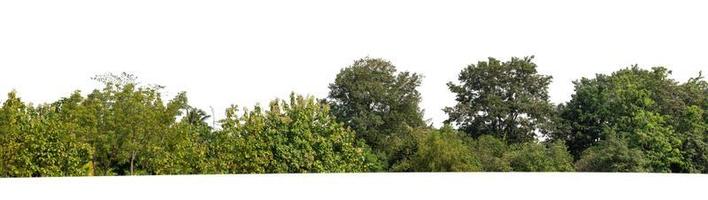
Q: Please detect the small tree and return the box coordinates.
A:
[393,125,481,172]
[503,141,575,172]
[472,135,512,172]
[575,133,647,172]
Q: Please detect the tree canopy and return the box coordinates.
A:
[1,57,706,177]
[444,56,555,144]
[552,66,707,172]
[327,57,426,169]
[213,94,379,173]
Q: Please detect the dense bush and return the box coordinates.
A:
[214,94,379,173]
[392,125,481,172]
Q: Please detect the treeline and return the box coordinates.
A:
[0,56,706,176]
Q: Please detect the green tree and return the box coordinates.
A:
[503,141,575,172]
[675,74,708,172]
[393,125,481,172]
[554,67,674,158]
[625,110,683,172]
[219,93,379,173]
[575,133,647,172]
[183,107,211,128]
[0,91,30,176]
[674,105,707,173]
[327,57,426,168]
[444,56,555,144]
[0,91,92,177]
[471,135,511,171]
[554,66,705,172]
[55,73,208,175]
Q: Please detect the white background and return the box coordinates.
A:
[1,173,707,200]
[1,0,706,127]
[1,1,707,198]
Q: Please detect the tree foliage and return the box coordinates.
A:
[393,125,575,172]
[393,125,481,172]
[1,57,706,176]
[575,134,647,172]
[553,66,707,172]
[216,94,379,173]
[327,57,426,168]
[0,91,92,177]
[503,141,575,172]
[445,56,555,144]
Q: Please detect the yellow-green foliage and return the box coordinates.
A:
[215,94,378,173]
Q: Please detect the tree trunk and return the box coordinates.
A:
[130,151,136,175]
[91,157,96,176]
[90,141,96,176]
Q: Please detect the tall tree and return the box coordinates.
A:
[555,66,706,172]
[444,56,555,143]
[327,57,425,168]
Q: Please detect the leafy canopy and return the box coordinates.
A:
[327,57,426,168]
[217,93,380,173]
[445,56,555,144]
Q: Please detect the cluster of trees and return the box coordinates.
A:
[1,56,706,176]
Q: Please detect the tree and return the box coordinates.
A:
[674,105,707,173]
[472,135,511,171]
[183,106,211,128]
[625,110,683,172]
[57,73,207,175]
[0,91,92,177]
[675,74,708,172]
[444,56,555,144]
[327,57,426,168]
[0,91,30,176]
[503,141,575,172]
[554,66,678,158]
[392,125,481,172]
[575,133,647,172]
[554,66,706,172]
[1,65,704,175]
[143,121,209,175]
[218,93,380,173]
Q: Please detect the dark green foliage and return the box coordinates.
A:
[327,57,426,168]
[445,56,555,144]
